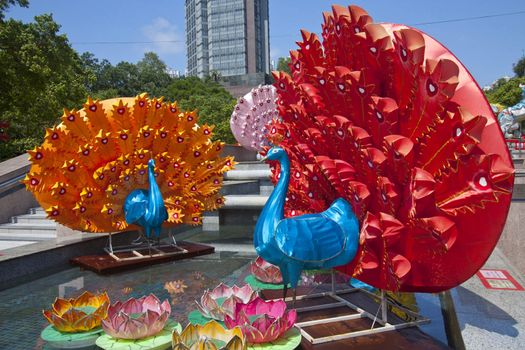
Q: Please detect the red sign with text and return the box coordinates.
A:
[477,269,524,291]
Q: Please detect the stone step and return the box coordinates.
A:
[0,223,57,240]
[30,207,45,214]
[232,161,269,171]
[222,195,269,209]
[221,180,260,196]
[0,232,55,241]
[11,213,49,224]
[224,169,271,180]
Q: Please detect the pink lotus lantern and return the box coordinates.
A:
[195,283,256,321]
[250,256,283,284]
[102,294,171,340]
[224,297,296,343]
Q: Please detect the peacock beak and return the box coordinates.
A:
[260,156,268,163]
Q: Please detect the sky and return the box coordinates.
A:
[6,0,525,87]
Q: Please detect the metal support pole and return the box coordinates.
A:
[439,290,466,350]
[169,228,177,246]
[107,233,113,254]
[381,290,388,323]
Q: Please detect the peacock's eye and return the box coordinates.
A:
[474,173,490,190]
[426,79,437,96]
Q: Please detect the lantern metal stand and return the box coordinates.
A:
[272,272,430,344]
[104,229,188,262]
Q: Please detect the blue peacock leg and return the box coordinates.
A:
[132,228,145,245]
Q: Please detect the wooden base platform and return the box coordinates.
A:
[261,287,450,350]
[70,241,214,274]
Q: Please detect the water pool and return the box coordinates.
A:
[0,250,253,349]
[0,226,448,349]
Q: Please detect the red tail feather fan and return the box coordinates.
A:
[266,5,514,292]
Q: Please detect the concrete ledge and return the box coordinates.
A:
[0,232,122,290]
[0,224,194,290]
[0,153,39,223]
[0,153,30,183]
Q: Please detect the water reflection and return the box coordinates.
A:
[0,252,252,350]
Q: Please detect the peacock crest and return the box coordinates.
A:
[24,94,234,233]
[266,5,514,292]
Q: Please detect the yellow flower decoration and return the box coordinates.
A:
[172,320,246,350]
[43,291,109,333]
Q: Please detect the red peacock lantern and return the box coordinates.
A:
[266,5,514,292]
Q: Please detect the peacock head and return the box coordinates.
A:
[261,147,287,162]
[148,158,156,169]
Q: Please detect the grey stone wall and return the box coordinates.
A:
[0,153,38,224]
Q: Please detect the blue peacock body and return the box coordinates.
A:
[254,147,360,289]
[124,159,168,238]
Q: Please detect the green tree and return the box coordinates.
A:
[136,52,172,97]
[80,51,113,94]
[276,57,291,74]
[207,70,222,83]
[0,14,87,142]
[165,77,236,143]
[80,52,172,98]
[485,77,525,107]
[0,0,28,21]
[513,56,525,78]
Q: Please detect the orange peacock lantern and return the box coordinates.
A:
[24,94,234,233]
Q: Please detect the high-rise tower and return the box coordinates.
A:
[185,0,270,80]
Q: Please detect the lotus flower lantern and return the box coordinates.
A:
[224,297,296,343]
[42,291,109,333]
[195,283,256,321]
[102,294,171,339]
[250,256,283,284]
[172,320,246,350]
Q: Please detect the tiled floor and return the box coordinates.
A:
[454,248,525,349]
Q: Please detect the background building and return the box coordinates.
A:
[185,0,270,95]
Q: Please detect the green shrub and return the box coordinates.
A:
[0,137,40,162]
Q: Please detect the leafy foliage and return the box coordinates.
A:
[0,14,87,144]
[79,52,236,144]
[513,56,525,78]
[0,137,39,161]
[80,52,171,98]
[0,0,28,21]
[164,77,236,143]
[276,57,291,74]
[484,77,525,107]
[0,9,237,161]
